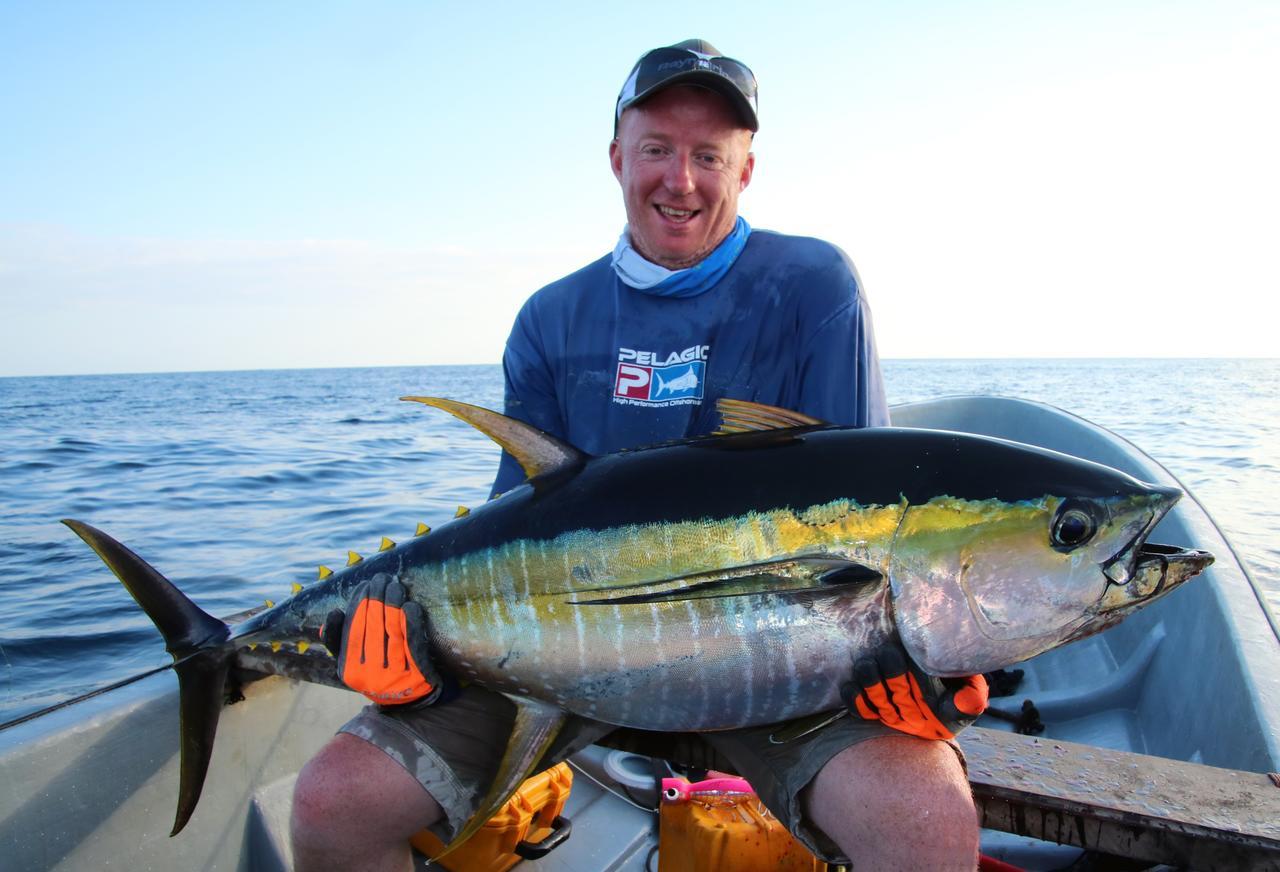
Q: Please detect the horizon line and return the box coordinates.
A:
[4,355,1278,381]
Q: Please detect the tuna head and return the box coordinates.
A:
[888,466,1212,677]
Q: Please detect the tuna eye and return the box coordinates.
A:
[1052,508,1096,548]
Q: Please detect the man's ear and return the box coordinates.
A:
[740,151,755,192]
[609,138,623,182]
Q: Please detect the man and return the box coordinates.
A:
[292,40,984,871]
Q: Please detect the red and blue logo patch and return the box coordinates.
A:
[612,345,709,407]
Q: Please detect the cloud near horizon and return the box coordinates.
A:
[1,224,595,377]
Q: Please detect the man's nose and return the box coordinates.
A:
[664,154,696,195]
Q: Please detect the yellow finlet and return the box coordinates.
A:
[379,536,395,552]
[297,640,311,654]
[291,582,303,595]
[264,599,274,608]
[415,522,431,537]
[270,641,282,653]
[247,642,258,651]
[455,506,470,518]
[318,565,334,580]
[347,551,363,566]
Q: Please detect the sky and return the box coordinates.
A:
[1,1,1276,377]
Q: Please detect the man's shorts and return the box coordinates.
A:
[340,685,959,864]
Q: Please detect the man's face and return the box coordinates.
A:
[610,86,755,270]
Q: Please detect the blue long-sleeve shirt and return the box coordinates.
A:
[492,229,888,495]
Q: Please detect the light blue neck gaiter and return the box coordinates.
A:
[611,217,752,298]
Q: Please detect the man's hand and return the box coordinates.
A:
[843,643,988,740]
[321,573,443,708]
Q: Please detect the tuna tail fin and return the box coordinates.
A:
[62,519,231,836]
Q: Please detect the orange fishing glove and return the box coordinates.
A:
[321,573,443,708]
[843,643,988,740]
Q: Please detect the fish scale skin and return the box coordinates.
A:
[407,501,900,731]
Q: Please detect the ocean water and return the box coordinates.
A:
[1,359,1277,724]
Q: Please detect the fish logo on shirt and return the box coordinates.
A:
[655,365,700,397]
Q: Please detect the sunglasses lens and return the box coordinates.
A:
[636,48,757,101]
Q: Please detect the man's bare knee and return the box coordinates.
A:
[292,733,443,872]
[806,735,978,871]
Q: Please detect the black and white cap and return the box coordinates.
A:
[614,39,759,133]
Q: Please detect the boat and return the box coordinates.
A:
[2,396,1277,870]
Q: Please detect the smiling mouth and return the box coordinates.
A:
[656,204,699,224]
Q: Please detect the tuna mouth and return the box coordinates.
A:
[1100,487,1181,586]
[1098,542,1214,612]
[656,204,699,223]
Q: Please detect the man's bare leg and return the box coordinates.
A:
[805,734,979,871]
[292,733,442,872]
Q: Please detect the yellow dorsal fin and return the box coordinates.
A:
[318,565,333,580]
[415,522,431,537]
[454,505,470,518]
[401,396,586,481]
[347,551,363,566]
[379,537,395,552]
[712,398,829,436]
[291,582,303,595]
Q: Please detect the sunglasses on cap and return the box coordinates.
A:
[615,45,759,132]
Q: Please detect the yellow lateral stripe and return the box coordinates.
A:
[427,499,906,602]
[379,537,395,552]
